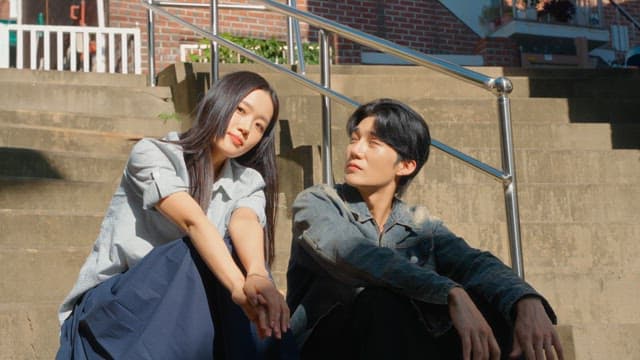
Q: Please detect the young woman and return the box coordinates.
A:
[57,71,298,359]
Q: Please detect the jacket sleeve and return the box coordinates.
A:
[291,185,460,305]
[431,222,557,325]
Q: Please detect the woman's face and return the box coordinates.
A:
[212,89,274,162]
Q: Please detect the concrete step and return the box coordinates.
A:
[0,109,182,136]
[213,64,640,99]
[0,248,86,305]
[3,218,637,305]
[407,182,639,224]
[0,209,102,249]
[421,149,640,185]
[0,148,127,182]
[0,177,116,213]
[3,211,637,278]
[0,123,141,155]
[568,323,640,360]
[1,176,636,223]
[277,95,639,154]
[409,97,639,125]
[0,302,60,360]
[0,68,149,87]
[433,222,640,278]
[323,73,640,100]
[326,148,640,186]
[528,271,640,330]
[279,95,638,127]
[0,81,175,118]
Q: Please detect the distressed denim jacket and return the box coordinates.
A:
[286,183,556,347]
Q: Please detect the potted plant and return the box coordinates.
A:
[537,0,576,23]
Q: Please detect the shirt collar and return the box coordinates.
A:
[212,159,235,200]
[337,183,419,230]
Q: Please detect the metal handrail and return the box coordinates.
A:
[610,0,640,31]
[258,0,512,94]
[256,0,524,279]
[145,1,306,85]
[141,1,525,279]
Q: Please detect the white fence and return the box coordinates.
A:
[0,24,141,74]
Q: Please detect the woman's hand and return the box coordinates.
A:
[244,273,290,339]
[229,283,271,339]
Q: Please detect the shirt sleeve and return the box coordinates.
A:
[125,138,189,210]
[431,222,557,325]
[233,189,267,227]
[291,185,460,305]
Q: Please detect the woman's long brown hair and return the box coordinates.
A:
[177,71,279,267]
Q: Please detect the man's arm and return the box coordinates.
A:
[292,186,458,305]
[430,222,557,325]
[430,223,562,359]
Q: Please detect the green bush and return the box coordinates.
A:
[188,33,320,65]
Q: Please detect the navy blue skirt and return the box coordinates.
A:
[56,238,299,360]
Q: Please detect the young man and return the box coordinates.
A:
[286,98,563,360]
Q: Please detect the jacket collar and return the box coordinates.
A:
[336,183,421,231]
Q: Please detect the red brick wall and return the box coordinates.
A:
[305,0,482,64]
[108,0,306,72]
[107,0,640,73]
[107,0,489,72]
[602,0,640,50]
[476,38,521,67]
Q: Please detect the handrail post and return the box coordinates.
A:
[210,0,219,84]
[286,0,295,66]
[319,29,332,186]
[291,0,305,75]
[495,77,525,279]
[286,0,306,74]
[146,0,156,86]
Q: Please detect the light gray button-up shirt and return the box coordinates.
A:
[59,132,267,324]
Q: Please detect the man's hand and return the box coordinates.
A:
[449,287,501,360]
[510,297,564,360]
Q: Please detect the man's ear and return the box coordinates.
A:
[396,159,417,177]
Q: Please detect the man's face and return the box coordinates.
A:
[344,116,408,193]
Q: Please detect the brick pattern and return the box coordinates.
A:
[602,0,640,53]
[305,0,482,64]
[107,0,640,72]
[475,38,521,67]
[109,0,303,71]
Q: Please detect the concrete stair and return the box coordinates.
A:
[1,64,639,359]
[0,68,182,359]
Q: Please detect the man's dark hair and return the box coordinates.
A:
[346,98,430,197]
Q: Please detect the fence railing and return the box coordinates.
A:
[0,24,141,74]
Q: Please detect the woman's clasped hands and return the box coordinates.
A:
[241,273,290,340]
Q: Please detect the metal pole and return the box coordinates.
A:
[289,0,305,75]
[319,30,332,186]
[286,0,295,66]
[259,0,494,92]
[146,0,156,86]
[210,0,219,84]
[495,77,525,279]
